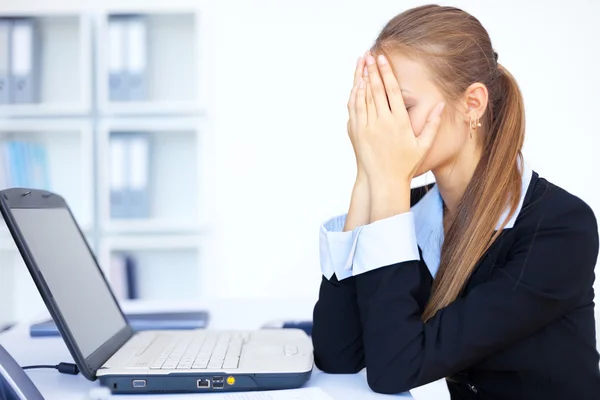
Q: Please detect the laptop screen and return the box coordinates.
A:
[11,208,127,358]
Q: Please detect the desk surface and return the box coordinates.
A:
[0,298,412,400]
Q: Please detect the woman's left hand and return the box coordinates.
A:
[355,54,445,190]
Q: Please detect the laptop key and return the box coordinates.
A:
[162,362,178,369]
[223,357,239,369]
[177,362,193,369]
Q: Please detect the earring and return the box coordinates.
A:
[469,116,481,138]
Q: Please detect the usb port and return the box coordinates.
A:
[212,376,224,383]
[132,379,146,388]
[213,382,224,389]
[197,379,211,389]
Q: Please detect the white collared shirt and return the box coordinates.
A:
[320,162,533,280]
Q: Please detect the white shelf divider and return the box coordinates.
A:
[0,119,95,231]
[0,13,91,117]
[97,117,204,234]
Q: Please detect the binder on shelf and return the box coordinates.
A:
[0,19,12,104]
[125,16,148,101]
[109,253,139,300]
[124,255,139,300]
[109,132,152,220]
[127,133,151,218]
[109,133,130,218]
[10,18,39,104]
[108,17,127,102]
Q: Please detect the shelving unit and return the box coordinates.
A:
[97,118,204,234]
[96,11,201,116]
[99,235,202,302]
[0,120,95,230]
[0,7,210,327]
[0,13,91,117]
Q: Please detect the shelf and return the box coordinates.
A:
[96,11,200,115]
[97,118,203,233]
[103,219,203,234]
[99,235,201,302]
[0,120,95,229]
[0,14,91,116]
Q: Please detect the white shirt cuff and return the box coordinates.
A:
[319,212,420,281]
[319,214,353,280]
[352,212,420,277]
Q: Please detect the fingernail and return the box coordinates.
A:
[366,55,376,65]
[358,78,365,89]
[377,55,387,65]
[363,66,368,76]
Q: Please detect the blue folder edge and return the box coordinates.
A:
[30,311,210,337]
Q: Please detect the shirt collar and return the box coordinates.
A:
[411,160,533,278]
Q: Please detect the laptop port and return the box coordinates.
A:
[132,379,146,388]
[213,382,224,389]
[212,376,224,383]
[197,378,211,389]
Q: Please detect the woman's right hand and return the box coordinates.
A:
[343,54,372,231]
[347,55,368,180]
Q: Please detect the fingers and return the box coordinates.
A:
[376,54,406,115]
[348,79,359,130]
[364,66,377,120]
[348,56,365,117]
[353,56,366,86]
[355,78,367,127]
[417,102,446,152]
[365,54,390,116]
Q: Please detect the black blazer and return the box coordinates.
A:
[312,172,600,399]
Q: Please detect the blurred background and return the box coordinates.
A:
[0,0,598,339]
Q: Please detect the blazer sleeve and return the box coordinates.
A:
[312,275,366,373]
[355,194,599,394]
[313,185,435,374]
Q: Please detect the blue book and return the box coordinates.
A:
[7,142,20,187]
[30,310,210,337]
[37,144,50,190]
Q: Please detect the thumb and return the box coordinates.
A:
[417,102,445,152]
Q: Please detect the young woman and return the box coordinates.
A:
[312,5,600,399]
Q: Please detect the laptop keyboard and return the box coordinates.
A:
[128,332,250,370]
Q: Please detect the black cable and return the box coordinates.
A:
[22,362,79,375]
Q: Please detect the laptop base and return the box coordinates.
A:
[99,370,313,394]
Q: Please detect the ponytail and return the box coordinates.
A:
[422,64,526,321]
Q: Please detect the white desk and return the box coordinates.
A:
[0,298,412,400]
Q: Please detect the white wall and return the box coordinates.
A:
[209,0,600,301]
[3,0,599,305]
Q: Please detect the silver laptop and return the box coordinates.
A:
[0,188,313,394]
